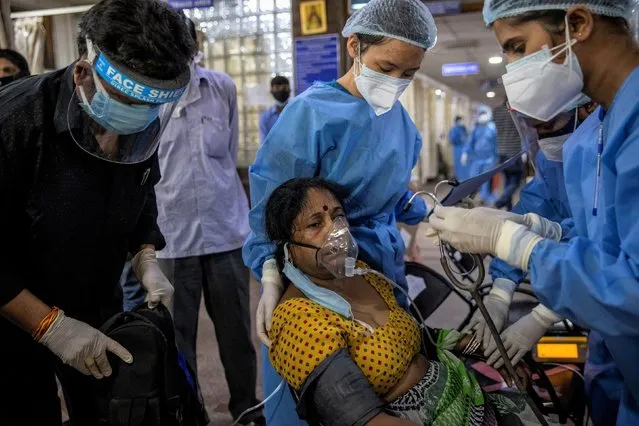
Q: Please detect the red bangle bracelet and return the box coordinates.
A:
[32,307,60,341]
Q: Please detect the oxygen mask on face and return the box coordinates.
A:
[317,216,359,278]
[289,216,359,279]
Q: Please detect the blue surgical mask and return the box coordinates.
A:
[282,244,353,318]
[79,67,160,135]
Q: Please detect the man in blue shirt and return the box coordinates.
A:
[154,20,263,425]
[258,76,290,143]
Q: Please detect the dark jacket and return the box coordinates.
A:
[0,65,165,325]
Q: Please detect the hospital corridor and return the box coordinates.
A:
[1,0,638,425]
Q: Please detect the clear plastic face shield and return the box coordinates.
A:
[69,38,190,164]
[290,216,359,278]
[509,103,577,167]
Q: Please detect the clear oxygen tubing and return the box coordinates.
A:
[404,182,550,426]
[354,267,438,353]
[232,379,286,426]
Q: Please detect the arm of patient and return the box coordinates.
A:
[297,349,419,426]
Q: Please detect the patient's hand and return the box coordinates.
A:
[497,363,531,389]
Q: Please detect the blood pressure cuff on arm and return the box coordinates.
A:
[296,349,385,426]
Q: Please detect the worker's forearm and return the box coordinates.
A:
[0,289,52,335]
[367,413,418,425]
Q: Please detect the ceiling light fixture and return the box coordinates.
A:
[489,56,503,64]
[435,89,443,96]
[486,91,496,98]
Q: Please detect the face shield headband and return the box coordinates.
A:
[69,38,191,164]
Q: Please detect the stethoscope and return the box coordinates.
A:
[406,181,550,426]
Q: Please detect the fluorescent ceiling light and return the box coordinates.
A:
[486,91,496,98]
[489,56,503,64]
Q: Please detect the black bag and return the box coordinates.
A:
[94,304,209,426]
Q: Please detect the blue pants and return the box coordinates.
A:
[452,144,467,181]
[120,261,146,312]
[262,344,308,425]
[469,157,496,204]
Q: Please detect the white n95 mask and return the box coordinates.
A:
[538,133,571,162]
[502,16,584,122]
[354,47,411,116]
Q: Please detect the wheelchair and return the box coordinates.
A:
[405,260,588,426]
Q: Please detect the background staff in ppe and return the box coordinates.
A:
[429,2,639,425]
[242,0,436,423]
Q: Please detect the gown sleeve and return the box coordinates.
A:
[242,98,326,279]
[528,132,639,337]
[490,176,566,284]
[395,133,427,225]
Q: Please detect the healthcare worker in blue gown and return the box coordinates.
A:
[242,0,436,423]
[429,2,639,425]
[449,115,468,180]
[463,112,498,204]
[464,102,626,425]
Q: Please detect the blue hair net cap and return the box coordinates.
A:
[483,0,632,26]
[342,0,437,49]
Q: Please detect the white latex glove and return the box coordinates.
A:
[522,213,562,241]
[132,248,174,310]
[463,278,517,349]
[461,152,469,167]
[485,304,562,368]
[425,207,525,247]
[39,310,133,379]
[428,206,525,254]
[430,206,543,270]
[257,259,284,347]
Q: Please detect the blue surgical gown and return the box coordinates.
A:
[489,150,572,284]
[527,67,639,423]
[449,124,468,180]
[243,81,426,425]
[488,125,623,423]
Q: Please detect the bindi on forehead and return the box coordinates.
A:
[323,205,328,211]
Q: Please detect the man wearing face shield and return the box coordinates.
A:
[0,1,194,424]
[429,1,639,424]
[243,0,436,423]
[0,49,30,88]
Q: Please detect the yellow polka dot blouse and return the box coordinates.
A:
[268,268,421,396]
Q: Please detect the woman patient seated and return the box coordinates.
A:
[265,178,553,426]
